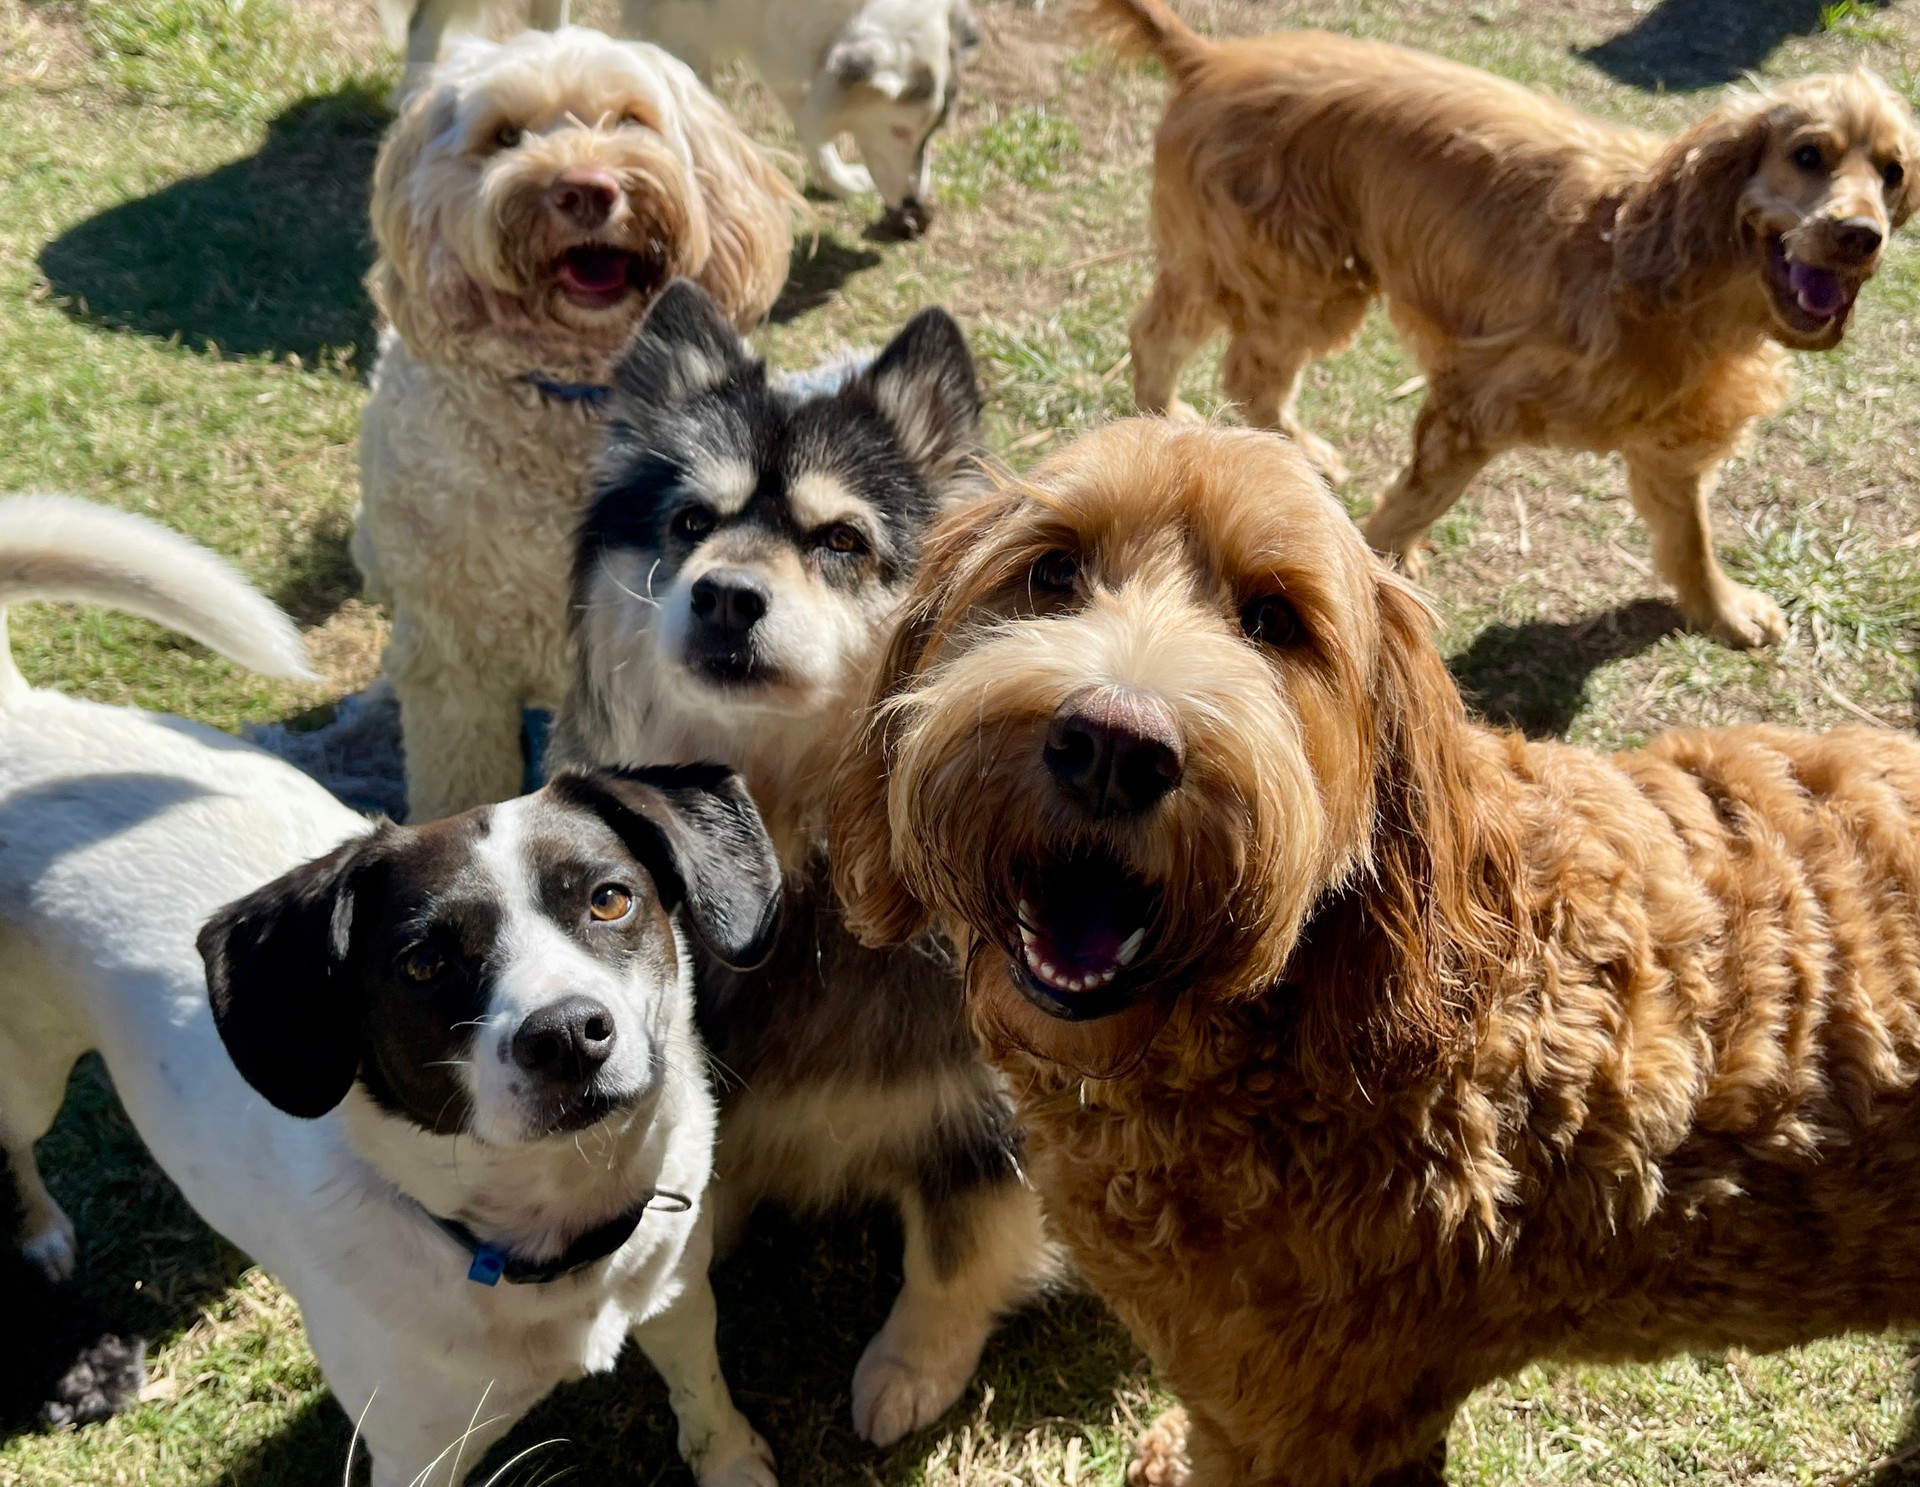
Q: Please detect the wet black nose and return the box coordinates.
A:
[689,569,770,639]
[1044,686,1185,818]
[511,996,616,1084]
[1833,216,1885,260]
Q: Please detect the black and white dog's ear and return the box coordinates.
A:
[198,830,388,1120]
[612,278,756,408]
[860,307,983,481]
[552,766,782,971]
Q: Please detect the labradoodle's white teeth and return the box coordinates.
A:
[1116,927,1146,967]
[1019,923,1038,953]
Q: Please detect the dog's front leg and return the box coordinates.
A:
[787,82,876,200]
[1623,454,1786,648]
[633,1253,776,1487]
[392,656,530,823]
[1361,396,1494,581]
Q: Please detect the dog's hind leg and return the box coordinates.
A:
[1221,292,1368,487]
[1623,454,1785,649]
[852,1166,1053,1447]
[0,997,84,1282]
[1360,393,1495,581]
[1131,271,1217,422]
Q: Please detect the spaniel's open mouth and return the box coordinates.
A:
[551,244,654,308]
[1765,236,1858,335]
[1011,853,1154,1021]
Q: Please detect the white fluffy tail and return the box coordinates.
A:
[0,495,315,708]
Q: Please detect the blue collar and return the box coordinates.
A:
[521,373,612,409]
[425,1187,691,1286]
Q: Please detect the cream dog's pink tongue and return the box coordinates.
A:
[1788,260,1847,319]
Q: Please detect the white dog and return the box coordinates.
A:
[0,496,783,1487]
[391,0,976,235]
[356,26,797,822]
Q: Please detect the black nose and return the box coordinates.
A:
[511,996,617,1084]
[689,569,770,639]
[1043,686,1185,818]
[1833,216,1884,260]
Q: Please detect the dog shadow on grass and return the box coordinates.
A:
[1578,0,1892,92]
[771,233,885,324]
[37,84,388,374]
[1448,598,1684,739]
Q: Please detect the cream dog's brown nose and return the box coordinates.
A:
[1830,215,1885,261]
[550,168,621,229]
[1045,685,1184,818]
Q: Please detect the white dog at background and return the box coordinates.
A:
[391,0,977,236]
[356,26,797,822]
[0,496,784,1487]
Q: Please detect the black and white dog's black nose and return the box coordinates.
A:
[689,569,770,639]
[511,996,617,1084]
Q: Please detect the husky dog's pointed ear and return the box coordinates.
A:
[550,765,782,970]
[859,307,983,484]
[199,829,392,1120]
[613,278,757,408]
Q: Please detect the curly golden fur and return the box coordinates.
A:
[356,27,797,819]
[830,417,1920,1487]
[1094,0,1920,648]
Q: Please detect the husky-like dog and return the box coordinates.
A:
[550,280,1056,1446]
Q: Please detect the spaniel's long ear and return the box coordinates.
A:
[667,70,801,329]
[1614,91,1774,309]
[1867,69,1920,230]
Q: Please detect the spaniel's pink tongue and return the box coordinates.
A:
[557,247,629,296]
[1789,261,1848,319]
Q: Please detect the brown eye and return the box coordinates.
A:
[673,505,715,539]
[1240,595,1299,647]
[1793,143,1825,172]
[817,522,868,556]
[1885,160,1905,191]
[589,884,633,921]
[494,122,523,150]
[399,945,444,983]
[620,112,649,129]
[1031,550,1079,593]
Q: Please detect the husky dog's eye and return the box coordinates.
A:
[1031,550,1079,593]
[493,122,524,150]
[589,884,633,922]
[816,522,868,556]
[1240,595,1299,647]
[1793,143,1825,172]
[399,944,444,983]
[673,505,715,539]
[1885,160,1906,191]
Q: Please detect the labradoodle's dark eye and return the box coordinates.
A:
[1885,160,1906,191]
[817,523,868,556]
[399,944,444,983]
[673,505,715,539]
[1240,595,1299,647]
[1793,143,1825,172]
[1031,550,1079,593]
[494,122,523,150]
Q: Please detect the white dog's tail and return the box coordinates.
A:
[0,495,314,708]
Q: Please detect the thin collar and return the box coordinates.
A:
[424,1188,692,1287]
[521,373,612,409]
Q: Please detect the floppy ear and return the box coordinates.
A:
[668,72,800,329]
[1614,91,1773,309]
[198,829,391,1120]
[856,307,983,485]
[551,765,782,970]
[612,277,757,407]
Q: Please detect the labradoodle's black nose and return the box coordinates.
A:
[1045,686,1185,818]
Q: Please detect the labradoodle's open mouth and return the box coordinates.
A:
[551,244,663,308]
[1764,235,1858,336]
[1012,852,1155,1021]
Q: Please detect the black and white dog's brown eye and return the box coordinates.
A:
[589,884,633,921]
[493,122,523,150]
[399,945,444,983]
[1885,160,1906,191]
[1031,550,1080,593]
[1241,595,1300,647]
[815,522,868,556]
[673,505,715,539]
[1792,143,1825,172]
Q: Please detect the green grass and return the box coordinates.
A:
[4,0,1920,1484]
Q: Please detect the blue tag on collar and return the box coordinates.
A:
[467,1244,508,1286]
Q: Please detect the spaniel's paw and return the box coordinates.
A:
[1128,1407,1191,1487]
[1700,583,1788,649]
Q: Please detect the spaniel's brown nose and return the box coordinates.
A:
[550,168,621,229]
[1044,686,1185,818]
[1830,215,1885,262]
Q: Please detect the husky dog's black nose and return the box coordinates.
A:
[690,569,770,638]
[512,996,617,1085]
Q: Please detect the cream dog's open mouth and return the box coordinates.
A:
[551,243,659,308]
[1012,853,1154,1020]
[1764,235,1859,335]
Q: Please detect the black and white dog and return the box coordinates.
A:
[0,497,782,1487]
[549,280,1057,1448]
